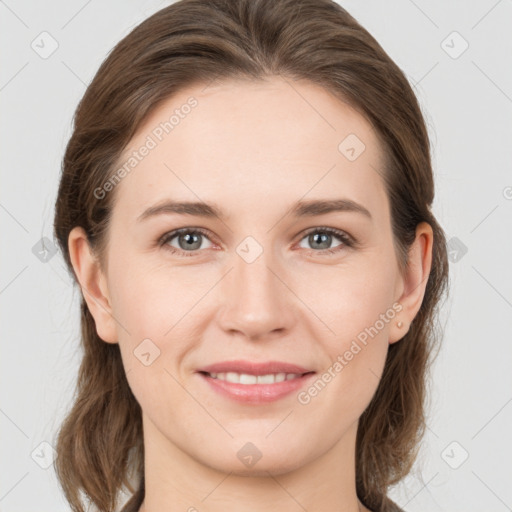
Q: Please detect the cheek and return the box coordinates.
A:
[296,268,395,422]
[109,263,198,417]
[302,251,397,391]
[300,251,398,340]
[107,255,211,388]
[107,251,194,334]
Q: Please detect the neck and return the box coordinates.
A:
[138,414,370,512]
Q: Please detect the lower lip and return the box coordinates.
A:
[197,372,316,404]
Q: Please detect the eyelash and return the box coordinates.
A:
[158,226,355,258]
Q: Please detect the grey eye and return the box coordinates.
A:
[298,230,345,251]
[164,230,213,252]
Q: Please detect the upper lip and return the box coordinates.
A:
[197,360,315,376]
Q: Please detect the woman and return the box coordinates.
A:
[52,0,449,511]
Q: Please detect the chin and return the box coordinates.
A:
[201,447,309,477]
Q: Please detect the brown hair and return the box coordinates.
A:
[52,1,449,511]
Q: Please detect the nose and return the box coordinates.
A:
[216,249,296,341]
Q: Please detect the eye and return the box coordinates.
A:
[296,227,353,256]
[159,228,214,257]
[158,226,355,258]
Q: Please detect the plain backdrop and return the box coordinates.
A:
[1,1,511,511]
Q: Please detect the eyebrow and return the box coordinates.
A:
[137,198,372,222]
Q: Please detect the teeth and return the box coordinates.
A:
[208,372,302,384]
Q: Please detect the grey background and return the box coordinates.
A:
[1,1,511,511]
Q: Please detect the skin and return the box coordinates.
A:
[68,76,433,512]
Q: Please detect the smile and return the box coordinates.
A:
[206,371,304,384]
[198,371,316,404]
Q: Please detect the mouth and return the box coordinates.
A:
[198,370,315,384]
[196,359,315,376]
[196,366,317,404]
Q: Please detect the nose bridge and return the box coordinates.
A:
[218,240,292,338]
[235,248,276,302]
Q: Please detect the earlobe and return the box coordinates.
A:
[389,222,434,344]
[68,226,118,344]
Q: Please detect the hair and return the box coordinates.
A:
[52,0,449,511]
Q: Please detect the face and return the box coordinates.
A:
[78,77,415,476]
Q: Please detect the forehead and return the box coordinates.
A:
[110,77,388,224]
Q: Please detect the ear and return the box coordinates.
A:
[68,226,118,344]
[389,221,433,344]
